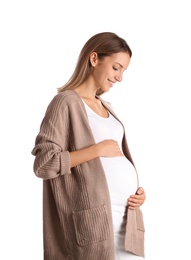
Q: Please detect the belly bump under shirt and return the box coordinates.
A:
[82,100,138,237]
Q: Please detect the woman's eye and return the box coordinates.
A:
[113,66,118,71]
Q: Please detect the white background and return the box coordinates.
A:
[0,0,191,259]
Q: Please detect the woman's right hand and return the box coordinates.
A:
[96,139,124,157]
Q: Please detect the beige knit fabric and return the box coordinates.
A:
[31,90,145,259]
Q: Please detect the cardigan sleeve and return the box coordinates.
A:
[31,94,71,180]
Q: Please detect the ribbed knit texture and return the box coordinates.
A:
[31,90,145,259]
[125,208,145,257]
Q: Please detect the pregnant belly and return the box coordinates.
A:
[100,156,138,207]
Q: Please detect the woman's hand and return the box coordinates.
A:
[96,139,123,157]
[127,187,146,210]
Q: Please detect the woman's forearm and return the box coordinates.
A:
[69,139,123,168]
[69,144,100,168]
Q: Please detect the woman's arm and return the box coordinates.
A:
[70,139,123,168]
[32,94,123,180]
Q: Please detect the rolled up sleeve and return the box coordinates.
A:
[31,94,71,180]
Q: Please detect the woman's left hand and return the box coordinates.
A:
[127,187,146,210]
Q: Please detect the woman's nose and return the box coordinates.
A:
[115,74,122,82]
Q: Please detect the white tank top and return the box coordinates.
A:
[82,100,138,208]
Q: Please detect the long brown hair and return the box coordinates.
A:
[57,32,132,95]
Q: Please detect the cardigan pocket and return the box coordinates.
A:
[72,204,110,246]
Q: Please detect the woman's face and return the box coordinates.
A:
[91,52,131,92]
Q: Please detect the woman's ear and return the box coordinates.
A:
[89,52,98,67]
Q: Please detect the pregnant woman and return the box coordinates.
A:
[31,32,146,260]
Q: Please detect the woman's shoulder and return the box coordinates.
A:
[49,90,81,108]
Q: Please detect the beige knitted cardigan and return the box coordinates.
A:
[31,90,145,260]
